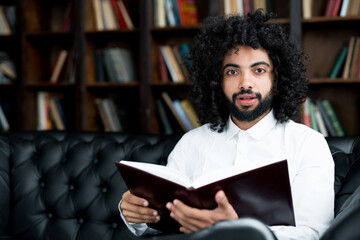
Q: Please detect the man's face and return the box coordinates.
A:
[222,46,274,123]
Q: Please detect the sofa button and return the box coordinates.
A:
[94,159,99,164]
[40,182,45,188]
[78,218,84,224]
[48,213,53,218]
[111,222,117,229]
[69,185,75,190]
[102,187,108,193]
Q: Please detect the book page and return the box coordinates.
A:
[119,160,192,188]
[192,167,241,188]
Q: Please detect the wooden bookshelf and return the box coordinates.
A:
[300,0,360,136]
[0,0,358,136]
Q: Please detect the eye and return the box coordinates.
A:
[254,68,266,74]
[226,69,238,75]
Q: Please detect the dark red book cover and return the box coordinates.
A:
[110,0,127,28]
[157,46,170,83]
[116,160,295,234]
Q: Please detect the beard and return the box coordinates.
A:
[225,89,273,122]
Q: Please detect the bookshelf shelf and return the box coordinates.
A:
[86,82,140,88]
[310,78,360,84]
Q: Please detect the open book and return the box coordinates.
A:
[116,160,295,234]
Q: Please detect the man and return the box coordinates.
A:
[120,10,334,240]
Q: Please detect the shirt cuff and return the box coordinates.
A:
[118,200,160,236]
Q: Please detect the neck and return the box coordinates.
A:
[231,109,271,130]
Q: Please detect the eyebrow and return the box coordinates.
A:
[223,61,271,70]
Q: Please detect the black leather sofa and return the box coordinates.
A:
[0,132,359,240]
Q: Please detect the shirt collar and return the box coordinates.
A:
[225,110,278,140]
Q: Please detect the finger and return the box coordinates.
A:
[214,190,238,219]
[121,200,158,216]
[215,190,229,208]
[122,191,149,207]
[124,214,160,224]
[169,200,206,232]
[179,226,193,234]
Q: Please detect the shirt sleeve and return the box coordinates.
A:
[271,131,335,240]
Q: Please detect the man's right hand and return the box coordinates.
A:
[120,190,160,223]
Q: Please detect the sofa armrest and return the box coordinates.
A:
[321,185,360,240]
[152,218,277,240]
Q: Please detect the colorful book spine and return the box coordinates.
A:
[316,100,337,137]
[321,99,345,136]
[329,46,348,79]
[172,99,194,131]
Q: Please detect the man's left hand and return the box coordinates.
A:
[166,190,238,233]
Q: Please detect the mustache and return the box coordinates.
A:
[232,90,262,101]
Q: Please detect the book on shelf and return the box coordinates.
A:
[321,99,345,137]
[177,0,199,25]
[94,49,106,82]
[164,0,178,27]
[115,159,295,233]
[63,48,76,84]
[93,0,104,30]
[180,99,201,128]
[172,45,190,81]
[154,0,166,27]
[156,46,170,83]
[347,0,360,16]
[0,51,16,83]
[326,0,342,17]
[161,92,188,132]
[0,103,9,131]
[37,93,68,131]
[301,98,342,137]
[302,0,313,19]
[94,98,126,132]
[110,0,127,29]
[102,0,119,30]
[342,36,356,79]
[94,98,110,131]
[0,6,11,35]
[99,47,136,83]
[48,98,66,130]
[350,37,360,79]
[49,50,69,83]
[314,104,328,137]
[316,99,337,137]
[339,0,350,16]
[154,0,199,27]
[37,92,53,130]
[156,99,174,134]
[160,45,186,83]
[329,45,348,79]
[118,0,134,29]
[2,6,15,33]
[172,99,194,131]
[302,98,311,128]
[308,100,319,132]
[60,2,73,32]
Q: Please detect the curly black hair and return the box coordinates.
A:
[189,9,308,132]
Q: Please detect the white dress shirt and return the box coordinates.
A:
[121,110,334,240]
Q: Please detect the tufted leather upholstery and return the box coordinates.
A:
[0,132,181,240]
[0,132,360,240]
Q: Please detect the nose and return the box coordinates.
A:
[238,71,253,90]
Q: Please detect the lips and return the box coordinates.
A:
[236,94,258,106]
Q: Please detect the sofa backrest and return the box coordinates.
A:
[5,131,181,240]
[0,135,10,236]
